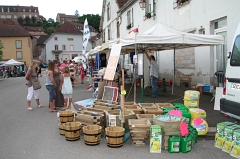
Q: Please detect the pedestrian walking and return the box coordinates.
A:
[25,60,44,110]
[45,61,58,112]
[145,52,159,98]
[79,63,85,84]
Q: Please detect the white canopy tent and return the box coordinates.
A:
[73,56,82,63]
[109,22,224,101]
[2,59,24,66]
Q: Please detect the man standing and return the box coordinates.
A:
[145,52,159,98]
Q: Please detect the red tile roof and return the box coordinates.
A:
[69,22,97,32]
[0,23,31,37]
[116,0,129,8]
[24,26,44,32]
[0,19,15,25]
[55,21,82,35]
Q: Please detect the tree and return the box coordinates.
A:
[0,42,4,61]
[74,10,80,17]
[25,16,31,24]
[48,18,54,23]
[31,16,36,24]
[17,17,24,25]
[77,14,101,32]
[45,28,55,35]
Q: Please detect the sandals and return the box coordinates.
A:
[28,107,33,111]
[49,109,58,112]
[38,104,44,108]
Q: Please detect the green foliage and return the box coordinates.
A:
[0,42,4,61]
[45,28,55,35]
[77,14,100,32]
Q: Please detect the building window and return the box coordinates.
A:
[214,18,227,29]
[107,3,110,20]
[16,51,23,59]
[70,45,74,51]
[35,14,37,17]
[55,54,59,60]
[55,45,58,50]
[0,15,5,18]
[68,38,74,41]
[23,14,25,18]
[8,7,9,12]
[102,30,105,43]
[6,15,11,19]
[108,27,111,40]
[16,40,22,49]
[29,9,31,12]
[23,9,25,12]
[117,21,120,38]
[29,14,31,18]
[14,15,17,18]
[62,45,66,51]
[126,9,133,29]
[35,9,36,12]
[2,7,3,12]
[54,37,58,41]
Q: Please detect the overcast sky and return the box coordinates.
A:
[1,0,103,20]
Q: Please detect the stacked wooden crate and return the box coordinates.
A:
[136,114,156,124]
[125,102,142,114]
[92,100,119,111]
[75,109,105,136]
[138,103,164,115]
[153,115,185,150]
[128,119,151,146]
[155,103,175,110]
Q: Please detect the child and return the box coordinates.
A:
[79,63,85,84]
[59,66,74,109]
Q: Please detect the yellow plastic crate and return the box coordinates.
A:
[184,99,199,108]
[189,108,206,120]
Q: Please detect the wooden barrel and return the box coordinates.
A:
[63,122,81,141]
[59,110,74,123]
[58,123,65,135]
[83,125,102,146]
[105,126,125,148]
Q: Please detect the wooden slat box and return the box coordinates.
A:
[128,119,151,146]
[138,103,157,108]
[94,99,118,105]
[125,105,142,114]
[155,103,175,110]
[142,107,164,115]
[136,114,156,124]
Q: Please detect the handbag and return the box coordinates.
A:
[32,79,41,90]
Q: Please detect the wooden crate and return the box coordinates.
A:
[138,103,157,108]
[142,107,164,115]
[125,102,138,106]
[153,115,185,136]
[94,102,119,108]
[125,105,143,114]
[128,119,151,146]
[75,113,104,125]
[136,114,156,124]
[155,103,175,110]
[93,105,116,110]
[94,99,118,105]
[105,110,136,130]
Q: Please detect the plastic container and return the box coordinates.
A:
[203,84,210,91]
[184,90,200,100]
[168,136,181,153]
[191,118,209,136]
[181,110,191,125]
[184,99,199,108]
[180,135,192,153]
[189,108,206,121]
[173,103,185,108]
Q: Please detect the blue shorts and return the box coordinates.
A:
[46,85,56,102]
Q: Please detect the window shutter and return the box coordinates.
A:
[150,0,154,13]
[131,8,134,27]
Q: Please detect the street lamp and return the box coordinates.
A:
[139,0,146,10]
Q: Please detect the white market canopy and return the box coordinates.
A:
[110,22,224,51]
[2,59,24,66]
[73,56,82,63]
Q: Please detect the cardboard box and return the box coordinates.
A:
[150,125,162,153]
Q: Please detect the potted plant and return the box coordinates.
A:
[145,12,151,19]
[126,24,131,30]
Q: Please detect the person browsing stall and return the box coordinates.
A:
[145,52,159,98]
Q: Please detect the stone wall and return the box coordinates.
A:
[175,48,195,69]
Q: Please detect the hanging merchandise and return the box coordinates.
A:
[95,54,100,69]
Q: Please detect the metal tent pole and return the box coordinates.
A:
[134,43,137,103]
[172,48,175,94]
